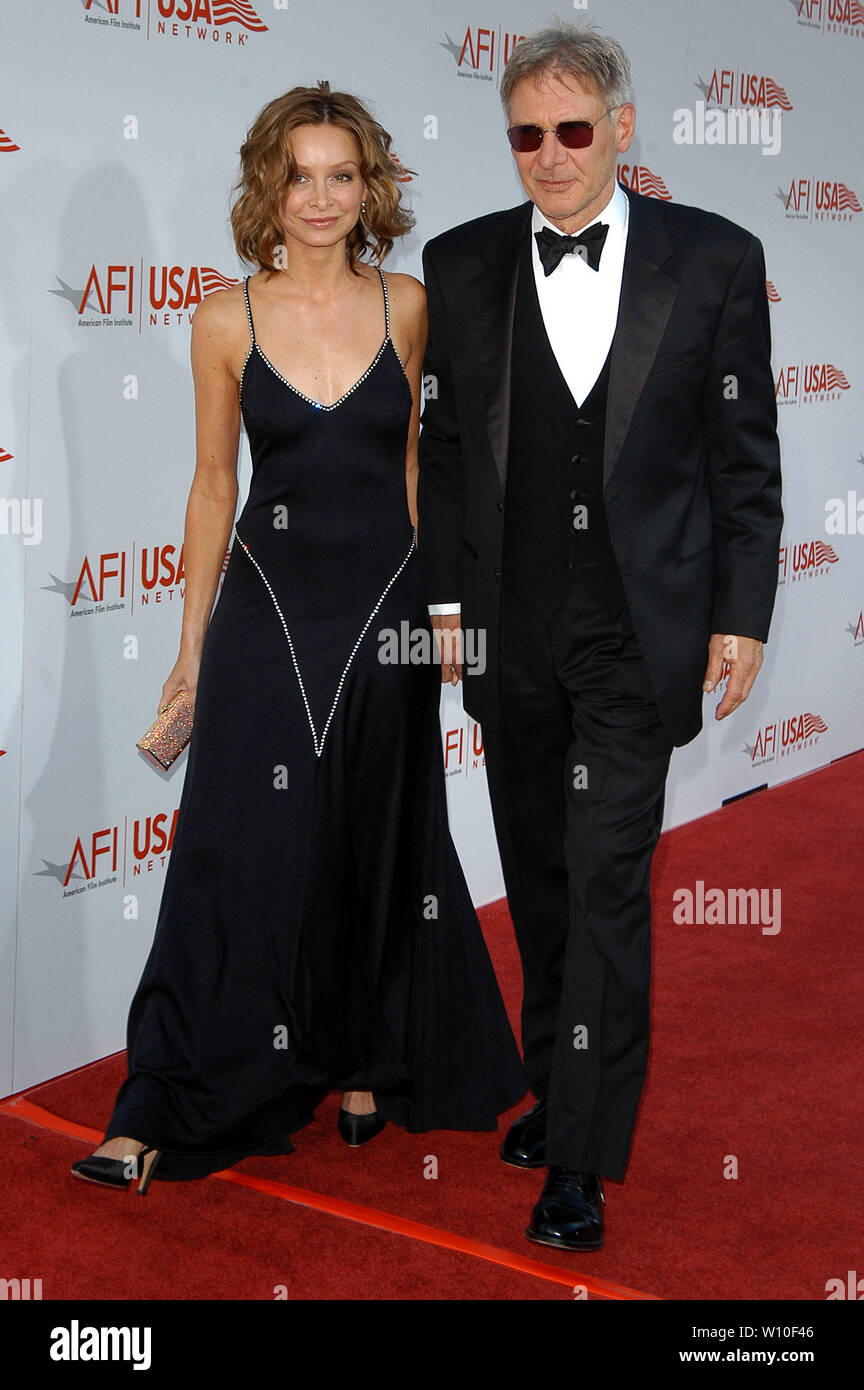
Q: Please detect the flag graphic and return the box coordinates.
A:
[763,78,793,110]
[812,542,839,565]
[824,365,851,390]
[801,713,828,737]
[636,167,672,200]
[212,0,268,31]
[200,268,240,296]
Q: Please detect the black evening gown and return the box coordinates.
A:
[104,268,526,1179]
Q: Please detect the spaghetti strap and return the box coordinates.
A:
[378,267,391,340]
[243,276,256,347]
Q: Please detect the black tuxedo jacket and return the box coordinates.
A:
[417,184,782,745]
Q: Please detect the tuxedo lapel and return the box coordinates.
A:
[461,191,678,493]
[467,203,531,495]
[604,188,679,485]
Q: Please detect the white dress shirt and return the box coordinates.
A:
[427,182,630,617]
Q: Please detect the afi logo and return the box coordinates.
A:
[78,265,134,316]
[72,551,127,605]
[440,27,524,78]
[781,178,811,215]
[774,364,799,402]
[66,826,120,885]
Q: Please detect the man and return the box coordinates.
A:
[418,23,782,1251]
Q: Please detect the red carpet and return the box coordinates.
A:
[2,751,861,1300]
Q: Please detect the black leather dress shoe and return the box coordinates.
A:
[525,1166,605,1250]
[337,1108,386,1147]
[499,1096,547,1169]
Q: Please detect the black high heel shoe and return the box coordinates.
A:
[70,1144,161,1194]
[337,1108,386,1148]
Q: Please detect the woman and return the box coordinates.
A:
[70,82,525,1192]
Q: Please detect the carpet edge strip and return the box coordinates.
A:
[1,1097,659,1302]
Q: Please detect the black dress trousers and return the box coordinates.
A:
[482,571,674,1181]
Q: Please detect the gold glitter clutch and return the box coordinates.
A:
[136,690,194,770]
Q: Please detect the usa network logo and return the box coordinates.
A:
[617,164,672,199]
[439,23,525,85]
[776,177,861,221]
[743,712,828,767]
[778,538,839,585]
[50,263,237,329]
[775,361,851,405]
[787,0,864,37]
[81,0,268,45]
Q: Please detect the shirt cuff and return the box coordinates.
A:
[427,602,462,616]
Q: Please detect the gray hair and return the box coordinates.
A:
[499,21,632,119]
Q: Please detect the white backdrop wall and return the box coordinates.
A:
[1,0,862,1096]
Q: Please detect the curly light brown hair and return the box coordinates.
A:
[230,82,415,276]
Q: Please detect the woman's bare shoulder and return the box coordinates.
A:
[191,278,249,332]
[381,270,426,309]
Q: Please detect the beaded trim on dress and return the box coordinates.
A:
[234,530,416,759]
[239,268,397,411]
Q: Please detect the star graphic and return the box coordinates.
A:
[846,622,860,636]
[439,32,462,62]
[741,742,756,759]
[693,75,714,103]
[775,185,791,205]
[856,453,864,466]
[41,573,90,604]
[34,858,83,884]
[48,277,100,315]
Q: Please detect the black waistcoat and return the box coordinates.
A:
[502,231,627,619]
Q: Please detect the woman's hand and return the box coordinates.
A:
[159,648,202,716]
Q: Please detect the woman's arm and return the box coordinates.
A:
[159,291,241,713]
[388,272,428,532]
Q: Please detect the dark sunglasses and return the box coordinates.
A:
[506,109,615,153]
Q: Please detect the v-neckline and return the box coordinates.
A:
[244,269,391,411]
[253,336,390,412]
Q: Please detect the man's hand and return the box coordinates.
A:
[430,614,463,685]
[703,633,763,720]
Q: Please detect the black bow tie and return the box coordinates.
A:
[535,222,609,275]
